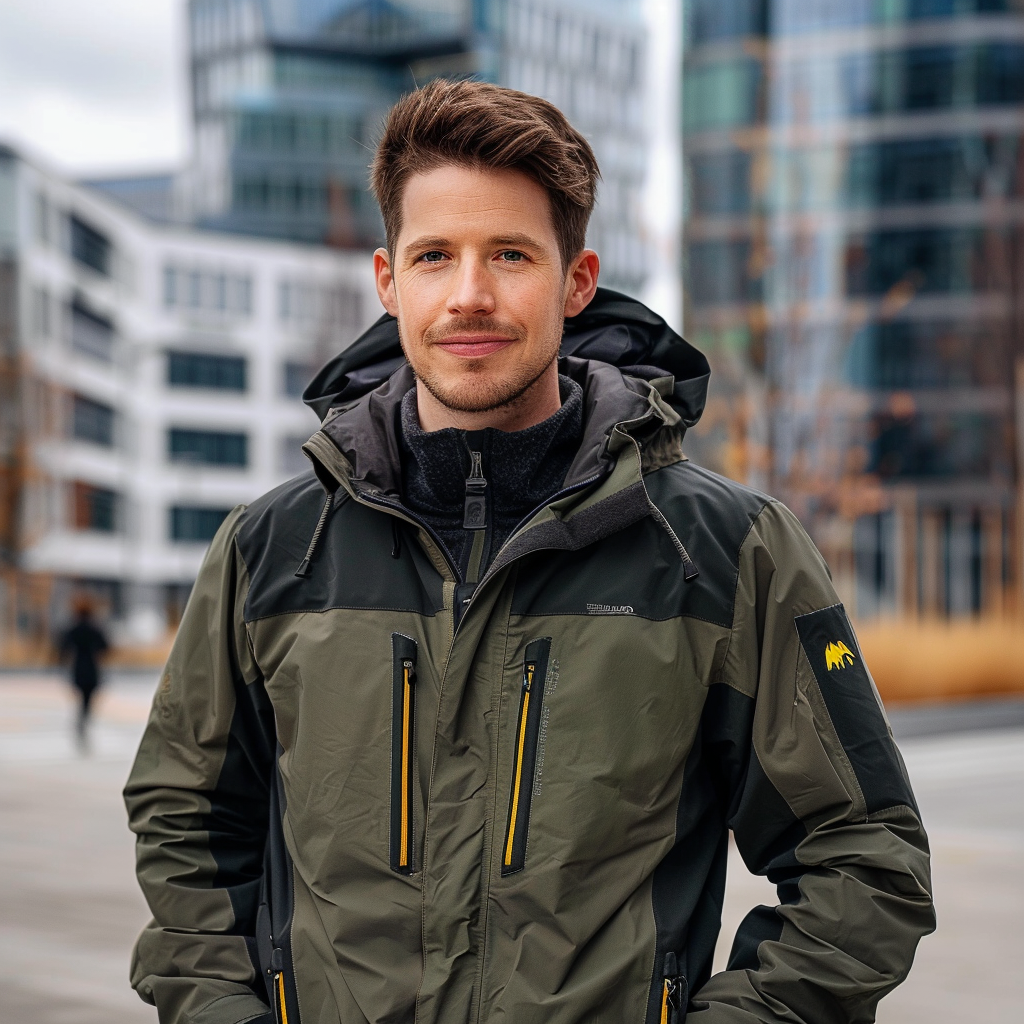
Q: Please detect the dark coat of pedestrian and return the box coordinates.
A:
[60,602,109,741]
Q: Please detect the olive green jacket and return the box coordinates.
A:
[125,292,933,1024]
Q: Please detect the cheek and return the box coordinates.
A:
[503,274,562,324]
[395,281,443,340]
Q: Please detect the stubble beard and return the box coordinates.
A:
[401,315,561,414]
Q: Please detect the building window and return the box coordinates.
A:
[169,506,232,543]
[168,427,248,467]
[235,276,252,314]
[35,193,50,246]
[213,272,227,311]
[689,152,752,214]
[32,286,51,337]
[72,482,118,532]
[72,395,115,447]
[282,361,315,398]
[684,57,763,133]
[868,412,1010,481]
[167,350,247,391]
[69,215,112,276]
[278,277,364,342]
[163,265,177,307]
[687,239,761,306]
[163,263,254,315]
[845,228,986,297]
[70,296,115,361]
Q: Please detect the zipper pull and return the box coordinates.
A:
[463,450,487,530]
[660,952,687,1024]
[403,659,416,685]
[523,663,535,692]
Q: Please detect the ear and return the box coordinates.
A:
[374,248,399,317]
[563,249,600,318]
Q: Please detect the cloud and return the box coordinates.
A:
[0,0,188,173]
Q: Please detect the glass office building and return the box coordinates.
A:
[683,0,1024,617]
[185,0,646,292]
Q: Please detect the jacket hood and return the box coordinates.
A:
[302,287,710,426]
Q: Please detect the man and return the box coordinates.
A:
[126,80,933,1024]
[60,596,109,750]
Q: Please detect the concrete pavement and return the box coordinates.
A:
[1,672,1021,1023]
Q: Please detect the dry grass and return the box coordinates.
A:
[857,617,1024,703]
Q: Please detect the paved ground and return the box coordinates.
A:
[1,672,1021,1023]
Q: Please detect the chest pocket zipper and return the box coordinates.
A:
[390,634,419,874]
[502,637,551,875]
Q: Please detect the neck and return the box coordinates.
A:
[415,360,562,432]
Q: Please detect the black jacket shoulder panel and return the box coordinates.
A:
[236,473,446,623]
[643,461,774,628]
[509,461,772,627]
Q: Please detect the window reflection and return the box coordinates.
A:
[682,0,1024,619]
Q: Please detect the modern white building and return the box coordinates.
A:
[0,143,379,660]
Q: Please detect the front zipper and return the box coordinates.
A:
[390,633,419,874]
[659,953,688,1024]
[463,449,488,530]
[356,471,609,633]
[502,637,551,875]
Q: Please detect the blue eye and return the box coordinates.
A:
[500,251,525,262]
[421,251,445,263]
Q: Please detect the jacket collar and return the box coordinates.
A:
[302,356,680,501]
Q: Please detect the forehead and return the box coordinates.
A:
[398,164,556,244]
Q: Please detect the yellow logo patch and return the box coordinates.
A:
[825,641,856,671]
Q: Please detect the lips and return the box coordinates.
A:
[434,338,516,358]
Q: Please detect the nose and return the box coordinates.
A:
[446,256,495,317]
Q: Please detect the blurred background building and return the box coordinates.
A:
[0,144,376,661]
[91,0,648,295]
[682,0,1024,620]
[0,0,651,662]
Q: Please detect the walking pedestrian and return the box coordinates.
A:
[125,80,934,1024]
[60,597,108,750]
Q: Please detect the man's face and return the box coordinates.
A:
[374,164,596,418]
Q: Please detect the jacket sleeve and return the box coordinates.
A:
[124,507,276,1024]
[692,501,935,1024]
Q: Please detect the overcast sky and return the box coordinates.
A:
[0,0,188,175]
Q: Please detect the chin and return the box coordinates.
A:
[420,372,537,415]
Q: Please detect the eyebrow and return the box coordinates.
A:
[402,236,451,255]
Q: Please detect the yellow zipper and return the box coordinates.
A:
[399,660,413,870]
[504,664,534,867]
[276,971,289,1024]
[660,978,670,1024]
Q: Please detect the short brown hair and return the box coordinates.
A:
[370,79,600,269]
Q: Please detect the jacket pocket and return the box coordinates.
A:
[501,637,551,876]
[659,953,688,1024]
[390,633,419,874]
